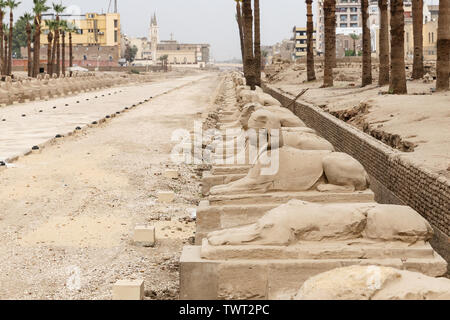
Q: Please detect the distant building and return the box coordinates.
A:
[316,0,363,55]
[336,33,362,58]
[124,13,210,67]
[292,26,316,59]
[40,12,121,62]
[405,19,438,61]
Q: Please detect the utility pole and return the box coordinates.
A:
[114,0,118,13]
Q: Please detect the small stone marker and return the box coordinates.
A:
[164,169,179,179]
[112,280,144,300]
[186,208,197,220]
[158,191,175,203]
[133,226,156,247]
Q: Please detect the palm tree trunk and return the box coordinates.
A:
[306,0,316,81]
[254,0,261,87]
[3,34,8,75]
[8,10,13,75]
[56,32,60,76]
[0,11,3,76]
[69,32,73,76]
[323,0,336,87]
[436,0,449,91]
[236,1,245,68]
[51,30,57,76]
[61,31,65,75]
[33,16,41,77]
[412,0,424,79]
[47,32,53,75]
[243,0,256,90]
[378,0,390,86]
[27,24,32,77]
[389,0,407,94]
[361,0,372,86]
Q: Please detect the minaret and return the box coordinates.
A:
[150,12,159,63]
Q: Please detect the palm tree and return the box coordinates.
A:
[361,0,372,86]
[159,54,168,72]
[436,0,449,91]
[306,0,316,81]
[411,0,424,79]
[0,1,7,76]
[60,19,67,76]
[350,33,359,56]
[6,0,21,76]
[45,19,55,75]
[235,0,245,67]
[22,13,34,77]
[389,0,407,94]
[33,0,50,77]
[2,24,7,75]
[50,21,58,75]
[323,0,336,87]
[52,2,66,76]
[378,0,389,86]
[253,0,261,86]
[242,0,255,89]
[66,23,75,76]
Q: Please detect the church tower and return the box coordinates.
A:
[150,13,159,63]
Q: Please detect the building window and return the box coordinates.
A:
[350,7,358,12]
[350,23,358,27]
[114,31,118,43]
[351,14,358,21]
[114,20,118,28]
[340,15,348,21]
[340,23,348,27]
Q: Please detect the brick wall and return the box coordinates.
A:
[263,84,450,265]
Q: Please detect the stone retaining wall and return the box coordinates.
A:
[263,84,449,265]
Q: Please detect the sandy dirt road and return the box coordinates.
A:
[0,73,208,163]
[0,72,220,300]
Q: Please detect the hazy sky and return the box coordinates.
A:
[12,0,310,61]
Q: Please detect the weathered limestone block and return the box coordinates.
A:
[294,266,450,300]
[133,226,156,247]
[158,191,175,203]
[112,279,144,300]
[181,202,447,300]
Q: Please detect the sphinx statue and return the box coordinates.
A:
[181,200,447,300]
[4,77,21,102]
[0,82,10,105]
[238,87,281,107]
[206,200,433,246]
[210,145,368,195]
[294,265,450,300]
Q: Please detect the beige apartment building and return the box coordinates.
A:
[293,26,316,58]
[40,12,121,59]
